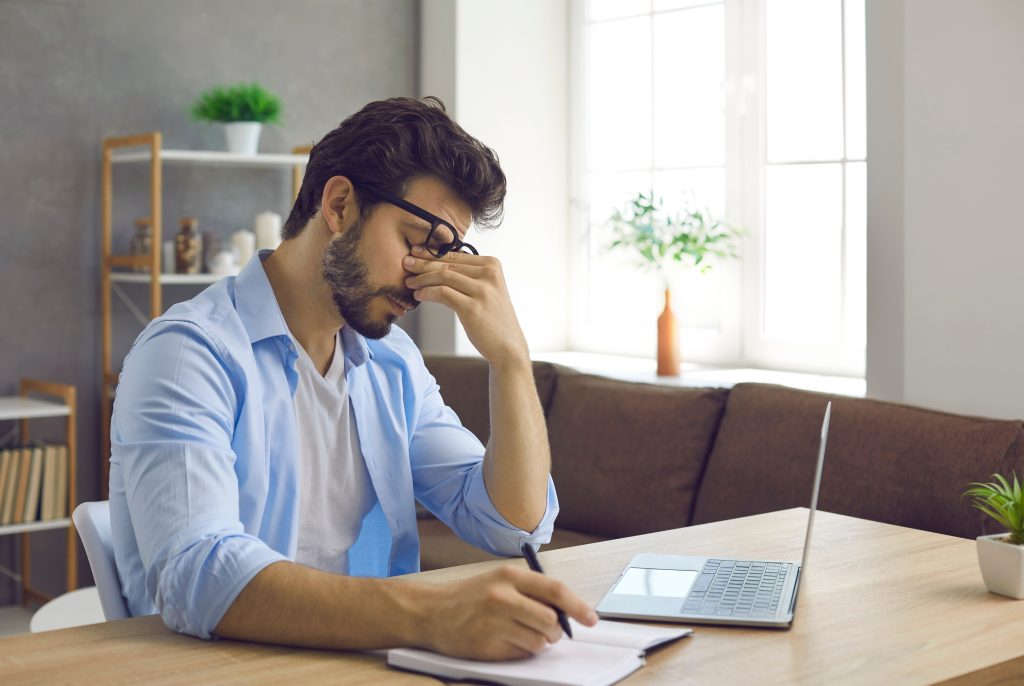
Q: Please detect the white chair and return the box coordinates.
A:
[30,587,105,632]
[72,500,130,620]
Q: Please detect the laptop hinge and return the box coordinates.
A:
[787,567,803,615]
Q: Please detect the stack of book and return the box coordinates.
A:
[0,442,69,526]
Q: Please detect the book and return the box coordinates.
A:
[387,618,692,686]
[54,443,68,518]
[0,449,11,524]
[0,447,19,525]
[12,446,32,524]
[22,443,44,523]
[40,444,53,520]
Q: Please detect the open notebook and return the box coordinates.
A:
[387,618,692,686]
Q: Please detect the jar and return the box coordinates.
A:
[175,217,202,274]
[130,218,152,272]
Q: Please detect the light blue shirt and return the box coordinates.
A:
[109,251,558,639]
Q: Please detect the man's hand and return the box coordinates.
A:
[212,561,597,658]
[404,245,528,367]
[416,565,599,661]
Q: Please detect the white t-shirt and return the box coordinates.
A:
[291,331,374,575]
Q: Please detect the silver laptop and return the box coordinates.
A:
[596,402,831,629]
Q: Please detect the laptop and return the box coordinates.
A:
[595,402,831,629]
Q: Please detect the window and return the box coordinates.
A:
[570,0,866,376]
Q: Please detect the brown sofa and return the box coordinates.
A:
[418,356,1024,570]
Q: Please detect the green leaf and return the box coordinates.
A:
[602,190,741,274]
[965,471,1024,538]
[191,82,282,124]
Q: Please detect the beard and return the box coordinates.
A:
[320,216,418,339]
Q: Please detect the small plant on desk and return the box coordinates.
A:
[964,473,1024,599]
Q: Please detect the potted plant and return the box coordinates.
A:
[605,191,740,376]
[964,473,1024,599]
[190,82,282,155]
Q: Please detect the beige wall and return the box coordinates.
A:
[867,0,1024,419]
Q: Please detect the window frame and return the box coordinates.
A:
[568,0,866,377]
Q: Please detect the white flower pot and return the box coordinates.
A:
[223,122,262,155]
[976,533,1024,599]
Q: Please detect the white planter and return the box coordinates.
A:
[223,122,262,155]
[976,533,1024,599]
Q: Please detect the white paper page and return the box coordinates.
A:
[389,639,642,686]
[569,618,693,651]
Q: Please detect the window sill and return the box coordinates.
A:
[531,351,866,398]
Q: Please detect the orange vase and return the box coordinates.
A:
[657,287,680,376]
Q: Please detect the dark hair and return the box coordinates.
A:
[282,96,506,239]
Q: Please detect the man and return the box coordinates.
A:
[109,96,596,660]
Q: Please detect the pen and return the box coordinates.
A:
[520,542,574,639]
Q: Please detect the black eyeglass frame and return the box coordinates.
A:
[360,184,478,258]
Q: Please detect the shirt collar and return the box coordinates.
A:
[234,249,373,368]
[341,323,372,368]
[234,250,293,344]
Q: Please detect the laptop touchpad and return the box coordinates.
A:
[611,568,699,598]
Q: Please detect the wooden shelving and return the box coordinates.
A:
[99,132,310,496]
[0,379,78,606]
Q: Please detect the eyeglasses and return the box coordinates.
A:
[360,184,478,258]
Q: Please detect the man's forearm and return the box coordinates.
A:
[212,560,432,649]
[483,357,551,531]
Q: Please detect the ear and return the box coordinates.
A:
[320,176,358,236]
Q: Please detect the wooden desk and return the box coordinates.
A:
[1,509,1021,685]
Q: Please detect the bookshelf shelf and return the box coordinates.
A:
[110,148,308,168]
[0,379,78,607]
[100,131,310,498]
[0,398,71,421]
[0,518,71,537]
[109,272,223,285]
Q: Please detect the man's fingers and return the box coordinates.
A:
[412,285,474,310]
[504,594,563,643]
[406,268,481,296]
[513,569,599,627]
[403,253,487,276]
[500,621,552,656]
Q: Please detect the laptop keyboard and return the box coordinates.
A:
[681,559,793,619]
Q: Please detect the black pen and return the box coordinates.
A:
[520,542,574,639]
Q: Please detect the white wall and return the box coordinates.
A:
[867,0,1024,419]
[417,0,570,357]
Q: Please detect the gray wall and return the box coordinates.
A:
[0,0,417,605]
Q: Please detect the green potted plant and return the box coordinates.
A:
[190,82,282,155]
[605,191,740,376]
[964,473,1024,599]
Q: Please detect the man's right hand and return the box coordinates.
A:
[414,564,599,661]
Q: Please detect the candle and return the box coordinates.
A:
[232,229,256,266]
[162,240,175,273]
[254,211,282,251]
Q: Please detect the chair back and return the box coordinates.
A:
[72,501,130,620]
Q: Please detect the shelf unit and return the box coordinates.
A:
[99,132,309,496]
[0,379,78,605]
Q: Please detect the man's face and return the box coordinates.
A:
[320,176,472,339]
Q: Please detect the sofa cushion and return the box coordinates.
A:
[546,372,729,538]
[423,355,560,444]
[691,383,1024,539]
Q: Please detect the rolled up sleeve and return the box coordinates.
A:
[112,321,286,638]
[408,368,559,557]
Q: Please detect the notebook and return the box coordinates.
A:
[387,618,692,686]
